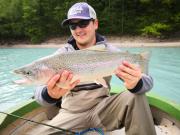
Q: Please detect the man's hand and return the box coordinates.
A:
[47,70,80,99]
[115,61,142,90]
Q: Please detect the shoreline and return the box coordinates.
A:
[1,42,180,48]
[1,36,180,48]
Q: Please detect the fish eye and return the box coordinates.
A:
[26,71,32,75]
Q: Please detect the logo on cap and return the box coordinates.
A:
[69,5,84,16]
[61,2,96,26]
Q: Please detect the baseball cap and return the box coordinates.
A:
[61,2,97,26]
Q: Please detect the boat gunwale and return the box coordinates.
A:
[0,99,40,130]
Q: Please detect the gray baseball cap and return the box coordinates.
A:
[61,2,97,26]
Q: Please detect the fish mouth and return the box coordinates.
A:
[13,78,32,85]
[12,70,33,85]
[13,69,24,75]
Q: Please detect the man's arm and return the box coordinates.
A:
[34,47,80,106]
[106,44,153,94]
[34,70,80,106]
[127,74,153,94]
[34,85,59,106]
[115,61,153,94]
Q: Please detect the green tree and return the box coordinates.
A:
[0,0,24,39]
[0,0,179,43]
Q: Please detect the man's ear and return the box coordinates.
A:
[94,19,98,30]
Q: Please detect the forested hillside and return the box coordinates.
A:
[0,0,179,43]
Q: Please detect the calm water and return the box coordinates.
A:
[0,47,180,111]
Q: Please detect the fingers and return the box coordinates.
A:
[47,74,60,90]
[70,79,80,88]
[115,61,142,89]
[122,61,138,70]
[116,69,136,81]
[47,70,80,99]
[67,73,73,82]
[59,70,71,83]
[119,61,140,77]
[57,70,79,89]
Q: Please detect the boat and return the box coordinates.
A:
[0,85,180,135]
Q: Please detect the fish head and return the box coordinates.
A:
[13,62,55,85]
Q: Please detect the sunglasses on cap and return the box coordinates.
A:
[69,19,94,30]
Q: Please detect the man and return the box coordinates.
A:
[33,2,156,135]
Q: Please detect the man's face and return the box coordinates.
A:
[69,19,98,46]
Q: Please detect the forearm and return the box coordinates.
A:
[34,85,61,107]
[129,74,153,94]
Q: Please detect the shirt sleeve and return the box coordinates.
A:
[128,74,153,94]
[34,85,58,106]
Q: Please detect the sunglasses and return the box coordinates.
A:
[69,19,93,30]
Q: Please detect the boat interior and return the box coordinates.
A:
[0,100,180,135]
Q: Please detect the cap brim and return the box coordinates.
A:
[61,17,92,27]
[61,19,70,26]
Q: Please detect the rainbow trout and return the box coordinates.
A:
[13,45,150,87]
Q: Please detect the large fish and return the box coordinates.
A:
[13,45,150,88]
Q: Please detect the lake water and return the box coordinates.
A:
[0,47,180,111]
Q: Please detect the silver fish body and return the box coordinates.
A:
[13,45,150,85]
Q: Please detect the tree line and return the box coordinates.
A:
[0,0,179,43]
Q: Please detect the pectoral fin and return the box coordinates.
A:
[140,51,151,74]
[95,78,108,88]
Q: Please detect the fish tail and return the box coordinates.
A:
[140,51,151,74]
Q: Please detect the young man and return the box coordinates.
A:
[33,2,156,135]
